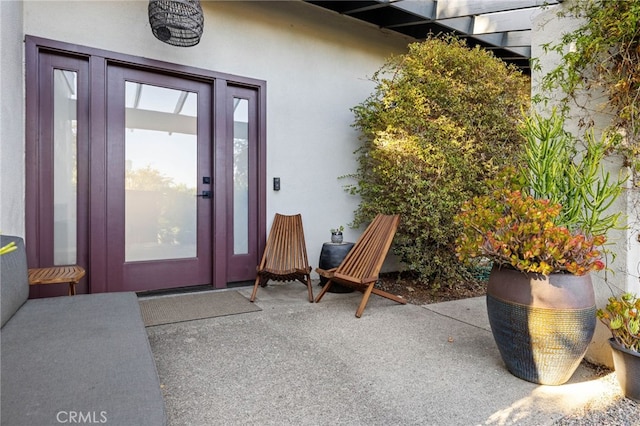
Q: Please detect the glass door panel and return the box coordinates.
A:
[233,98,249,255]
[124,82,198,262]
[53,69,78,265]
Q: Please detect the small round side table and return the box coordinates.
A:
[318,242,355,293]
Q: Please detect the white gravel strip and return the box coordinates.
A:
[554,369,639,426]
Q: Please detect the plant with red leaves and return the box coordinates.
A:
[455,188,607,276]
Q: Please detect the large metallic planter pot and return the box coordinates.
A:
[609,338,640,402]
[486,266,596,385]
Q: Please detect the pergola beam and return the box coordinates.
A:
[303,0,562,71]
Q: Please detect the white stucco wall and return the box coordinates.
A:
[1,1,410,275]
[532,4,640,367]
[0,0,25,237]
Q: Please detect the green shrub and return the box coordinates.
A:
[349,34,530,288]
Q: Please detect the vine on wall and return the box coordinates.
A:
[536,0,639,185]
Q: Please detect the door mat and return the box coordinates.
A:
[139,291,261,327]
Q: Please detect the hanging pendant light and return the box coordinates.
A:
[148,0,204,47]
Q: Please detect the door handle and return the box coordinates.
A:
[196,190,212,199]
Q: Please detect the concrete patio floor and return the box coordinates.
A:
[145,281,624,426]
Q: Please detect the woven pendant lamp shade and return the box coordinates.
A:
[148,0,204,47]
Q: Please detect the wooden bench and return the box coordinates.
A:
[28,265,85,296]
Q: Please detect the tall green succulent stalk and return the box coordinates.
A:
[519,110,626,237]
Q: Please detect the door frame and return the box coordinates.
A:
[25,36,267,293]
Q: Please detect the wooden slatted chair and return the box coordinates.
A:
[250,213,314,303]
[314,213,406,318]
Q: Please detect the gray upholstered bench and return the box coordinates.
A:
[0,236,166,426]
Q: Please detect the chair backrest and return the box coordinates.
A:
[333,214,400,285]
[259,213,310,274]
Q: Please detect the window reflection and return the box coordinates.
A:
[53,69,78,265]
[233,98,249,255]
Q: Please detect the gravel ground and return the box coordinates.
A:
[553,369,639,426]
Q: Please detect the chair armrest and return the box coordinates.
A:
[315,267,337,278]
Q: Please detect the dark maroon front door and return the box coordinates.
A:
[105,66,213,292]
[26,37,267,295]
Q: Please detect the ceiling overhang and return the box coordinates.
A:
[303,0,561,73]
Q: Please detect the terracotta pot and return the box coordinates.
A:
[486,266,596,385]
[609,338,640,402]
